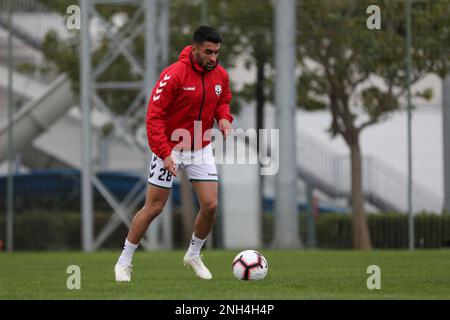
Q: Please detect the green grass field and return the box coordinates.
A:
[1,250,450,299]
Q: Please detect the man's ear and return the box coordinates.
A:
[192,42,202,55]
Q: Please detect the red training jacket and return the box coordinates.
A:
[146,45,233,160]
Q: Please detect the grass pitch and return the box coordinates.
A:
[1,250,449,299]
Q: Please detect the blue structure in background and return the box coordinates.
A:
[0,169,347,214]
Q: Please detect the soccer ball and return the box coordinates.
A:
[232,250,268,280]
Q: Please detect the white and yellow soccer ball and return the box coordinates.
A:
[232,250,268,280]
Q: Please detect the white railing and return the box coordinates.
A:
[297,129,443,213]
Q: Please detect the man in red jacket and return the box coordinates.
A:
[114,26,233,281]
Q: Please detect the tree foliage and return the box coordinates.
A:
[293,0,448,143]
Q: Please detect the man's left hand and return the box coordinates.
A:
[218,119,232,139]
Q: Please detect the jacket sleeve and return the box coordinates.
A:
[214,71,234,123]
[146,71,178,160]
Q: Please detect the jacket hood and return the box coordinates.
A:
[178,45,217,73]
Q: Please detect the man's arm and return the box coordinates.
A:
[215,71,233,138]
[146,71,178,174]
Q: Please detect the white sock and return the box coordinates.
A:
[118,239,138,265]
[186,233,206,257]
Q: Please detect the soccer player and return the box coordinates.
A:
[114,26,233,281]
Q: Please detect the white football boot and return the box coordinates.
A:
[114,263,132,282]
[183,253,212,280]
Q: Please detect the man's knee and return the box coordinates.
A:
[142,201,165,218]
[201,200,217,215]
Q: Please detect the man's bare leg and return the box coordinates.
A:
[183,181,218,280]
[191,181,218,240]
[115,184,170,281]
[126,184,171,244]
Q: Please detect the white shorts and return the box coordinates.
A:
[148,144,218,189]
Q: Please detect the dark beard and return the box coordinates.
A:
[203,62,217,71]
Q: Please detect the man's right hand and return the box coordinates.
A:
[163,155,177,177]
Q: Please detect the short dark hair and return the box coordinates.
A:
[193,26,222,44]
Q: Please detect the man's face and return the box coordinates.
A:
[192,41,221,71]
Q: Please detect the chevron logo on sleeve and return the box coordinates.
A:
[153,74,171,101]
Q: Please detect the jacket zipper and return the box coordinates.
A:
[198,73,206,120]
[192,73,206,150]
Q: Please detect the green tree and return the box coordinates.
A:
[297,0,447,249]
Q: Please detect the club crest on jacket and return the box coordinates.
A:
[215,85,222,96]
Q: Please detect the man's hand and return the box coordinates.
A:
[218,119,232,139]
[163,154,177,177]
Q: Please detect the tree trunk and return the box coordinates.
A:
[349,140,372,250]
